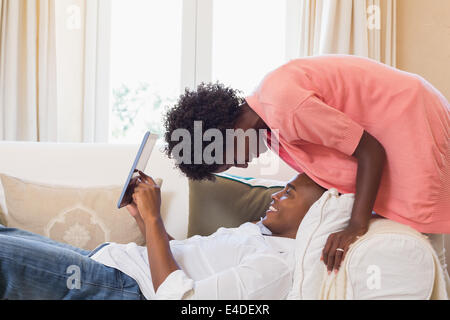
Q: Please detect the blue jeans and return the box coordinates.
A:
[0,224,145,300]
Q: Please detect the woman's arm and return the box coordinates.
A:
[132,171,179,292]
[322,130,386,273]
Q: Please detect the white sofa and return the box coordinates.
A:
[0,140,448,298]
[0,140,296,240]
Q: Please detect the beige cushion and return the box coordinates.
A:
[0,202,5,226]
[188,173,285,237]
[0,173,148,250]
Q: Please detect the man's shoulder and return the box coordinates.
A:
[250,64,315,114]
[183,222,262,242]
[217,222,263,235]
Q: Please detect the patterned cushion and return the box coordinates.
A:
[0,173,147,250]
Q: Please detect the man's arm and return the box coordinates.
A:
[144,216,179,292]
[349,130,386,228]
[132,171,179,292]
[182,251,292,299]
[126,201,175,241]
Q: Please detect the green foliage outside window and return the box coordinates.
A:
[111,82,175,142]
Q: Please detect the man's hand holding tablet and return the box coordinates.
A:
[132,170,162,223]
[117,132,159,209]
[126,170,166,239]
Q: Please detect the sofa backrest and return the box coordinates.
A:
[0,141,298,239]
[0,141,189,239]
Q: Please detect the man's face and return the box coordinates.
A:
[214,136,255,172]
[213,102,269,174]
[261,174,323,238]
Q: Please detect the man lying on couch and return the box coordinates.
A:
[0,171,327,300]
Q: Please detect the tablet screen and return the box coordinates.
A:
[117,132,158,209]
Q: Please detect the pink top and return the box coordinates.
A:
[247,55,450,234]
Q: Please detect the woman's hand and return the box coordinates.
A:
[321,222,368,274]
[132,170,162,223]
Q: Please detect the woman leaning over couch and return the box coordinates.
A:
[163,55,450,284]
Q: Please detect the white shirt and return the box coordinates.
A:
[90,222,295,300]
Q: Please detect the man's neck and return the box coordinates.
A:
[270,230,297,239]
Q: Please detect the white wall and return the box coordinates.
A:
[397,0,450,101]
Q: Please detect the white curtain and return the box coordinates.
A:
[82,0,111,143]
[286,0,397,67]
[0,0,111,142]
[0,0,57,141]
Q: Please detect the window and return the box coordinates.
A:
[212,0,287,95]
[108,0,288,143]
[109,0,183,143]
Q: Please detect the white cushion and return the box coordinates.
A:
[287,189,439,300]
[288,188,354,300]
[345,232,435,299]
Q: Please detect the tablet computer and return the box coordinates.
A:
[117,131,159,209]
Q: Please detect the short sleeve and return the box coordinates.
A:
[285,96,365,156]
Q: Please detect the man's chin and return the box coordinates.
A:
[261,215,277,232]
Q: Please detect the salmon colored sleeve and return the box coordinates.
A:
[285,96,365,156]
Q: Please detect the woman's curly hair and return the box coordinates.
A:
[163,82,245,181]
